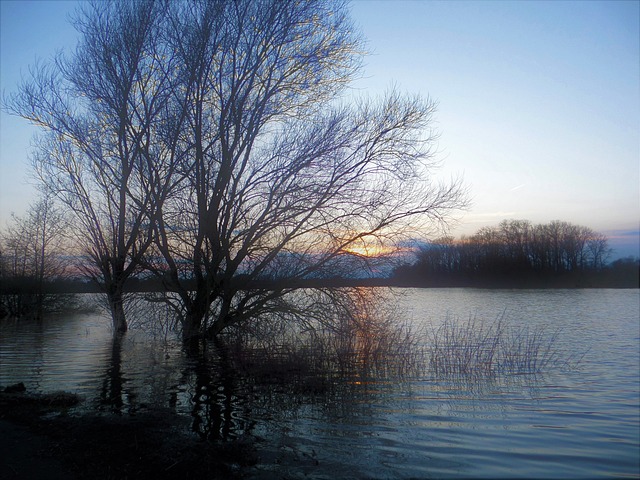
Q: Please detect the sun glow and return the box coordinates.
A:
[341,238,397,257]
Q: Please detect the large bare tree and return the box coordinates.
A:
[5,0,173,332]
[148,0,466,339]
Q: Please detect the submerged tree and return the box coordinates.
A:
[5,0,172,332]
[6,0,466,339]
[148,0,466,339]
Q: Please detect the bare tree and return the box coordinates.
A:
[148,0,467,339]
[5,0,172,332]
[0,193,69,318]
[586,231,611,269]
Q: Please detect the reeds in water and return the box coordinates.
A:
[223,313,576,388]
[427,315,576,378]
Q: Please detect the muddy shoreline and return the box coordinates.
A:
[0,386,258,479]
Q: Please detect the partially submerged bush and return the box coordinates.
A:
[120,291,182,340]
[218,288,427,387]
[202,294,580,387]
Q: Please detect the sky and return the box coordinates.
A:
[1,0,639,258]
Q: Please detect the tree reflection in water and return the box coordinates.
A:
[100,334,125,413]
[182,341,249,441]
[92,287,426,441]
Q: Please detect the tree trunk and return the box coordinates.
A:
[180,284,216,342]
[182,311,202,342]
[206,318,227,339]
[107,288,127,334]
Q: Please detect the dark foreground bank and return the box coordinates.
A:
[0,385,257,479]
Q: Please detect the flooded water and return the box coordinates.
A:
[1,288,639,478]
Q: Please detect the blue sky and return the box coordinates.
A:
[1,0,639,257]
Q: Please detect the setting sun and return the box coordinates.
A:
[341,239,397,257]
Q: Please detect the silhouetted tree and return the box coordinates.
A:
[498,219,533,271]
[400,219,614,287]
[5,0,172,332]
[606,257,640,287]
[146,0,466,339]
[585,231,611,269]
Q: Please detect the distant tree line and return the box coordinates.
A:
[394,220,639,288]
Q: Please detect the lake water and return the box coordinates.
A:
[1,288,639,478]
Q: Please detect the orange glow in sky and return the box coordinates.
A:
[341,238,398,258]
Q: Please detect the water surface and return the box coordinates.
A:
[1,288,638,478]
